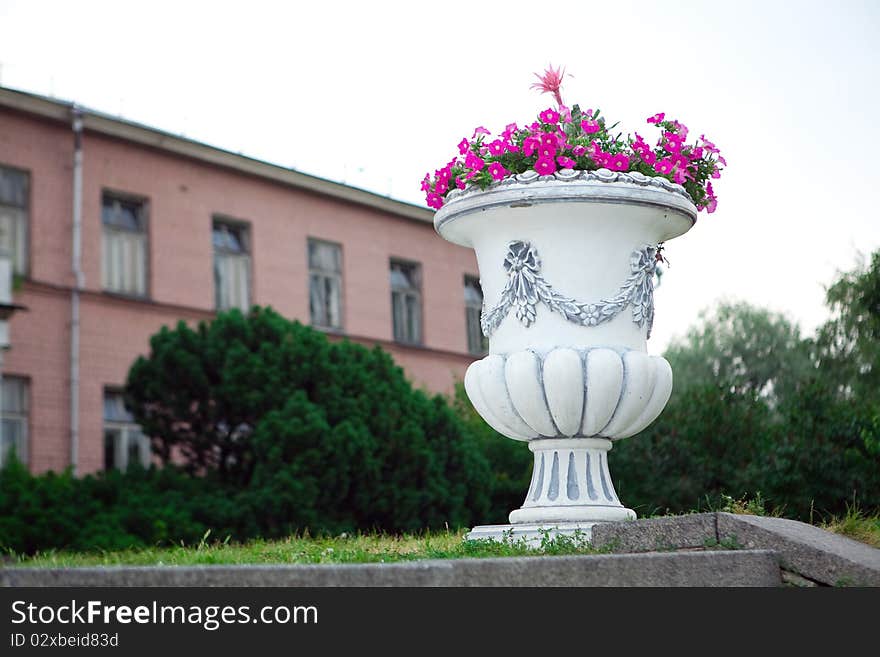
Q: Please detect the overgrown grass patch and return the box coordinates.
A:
[5,529,599,568]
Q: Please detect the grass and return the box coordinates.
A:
[7,495,878,568]
[820,506,880,549]
[5,528,599,569]
[714,493,880,548]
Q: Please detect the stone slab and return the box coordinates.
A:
[466,522,595,545]
[591,513,718,553]
[0,550,781,587]
[716,513,880,587]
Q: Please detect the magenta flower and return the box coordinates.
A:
[647,112,665,124]
[540,133,558,148]
[523,136,540,157]
[531,64,569,107]
[572,145,587,157]
[420,175,431,192]
[539,108,560,124]
[472,126,490,138]
[580,119,600,134]
[458,138,470,155]
[455,177,466,190]
[426,192,443,210]
[690,146,704,160]
[502,122,519,140]
[488,162,509,181]
[607,153,630,171]
[557,155,576,169]
[465,152,485,171]
[436,166,451,181]
[505,142,521,153]
[640,150,657,165]
[654,157,675,175]
[534,157,557,175]
[673,168,687,185]
[664,132,683,153]
[539,144,557,159]
[671,120,689,140]
[487,139,506,156]
[434,179,448,195]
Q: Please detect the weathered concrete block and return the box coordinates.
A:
[591,513,718,553]
[716,513,880,587]
[0,550,781,587]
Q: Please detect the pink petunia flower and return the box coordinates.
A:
[664,132,683,153]
[458,138,470,155]
[581,119,600,134]
[454,177,466,190]
[557,155,576,169]
[647,112,665,124]
[488,162,509,181]
[673,168,687,185]
[559,105,572,123]
[465,152,485,171]
[487,140,506,156]
[420,175,431,192]
[654,157,675,175]
[640,150,657,165]
[502,123,519,140]
[540,133,558,148]
[607,153,630,171]
[540,108,560,124]
[539,144,557,159]
[472,126,490,139]
[426,192,444,210]
[572,145,587,157]
[523,136,540,157]
[531,64,569,107]
[434,179,448,195]
[534,157,557,175]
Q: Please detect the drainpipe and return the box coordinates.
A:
[70,105,84,475]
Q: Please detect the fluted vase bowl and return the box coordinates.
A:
[434,169,696,541]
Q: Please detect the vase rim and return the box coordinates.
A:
[434,168,698,240]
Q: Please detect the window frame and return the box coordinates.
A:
[390,258,423,346]
[212,215,253,313]
[307,237,344,331]
[0,163,31,278]
[464,274,488,356]
[102,389,150,471]
[101,189,150,299]
[0,375,29,467]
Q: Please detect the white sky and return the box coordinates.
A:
[1,0,878,352]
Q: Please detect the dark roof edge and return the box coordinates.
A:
[0,86,433,225]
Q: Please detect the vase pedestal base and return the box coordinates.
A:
[465,522,601,546]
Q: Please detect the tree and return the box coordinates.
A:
[663,301,814,407]
[124,307,491,531]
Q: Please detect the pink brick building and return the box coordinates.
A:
[0,87,484,475]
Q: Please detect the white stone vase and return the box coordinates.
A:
[434,169,696,541]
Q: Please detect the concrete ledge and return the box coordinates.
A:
[0,550,780,588]
[592,513,718,552]
[591,513,880,587]
[716,513,880,587]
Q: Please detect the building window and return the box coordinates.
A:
[102,192,148,296]
[103,391,150,471]
[213,219,251,312]
[390,260,422,344]
[0,376,28,467]
[464,275,488,355]
[308,239,343,329]
[0,165,29,275]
